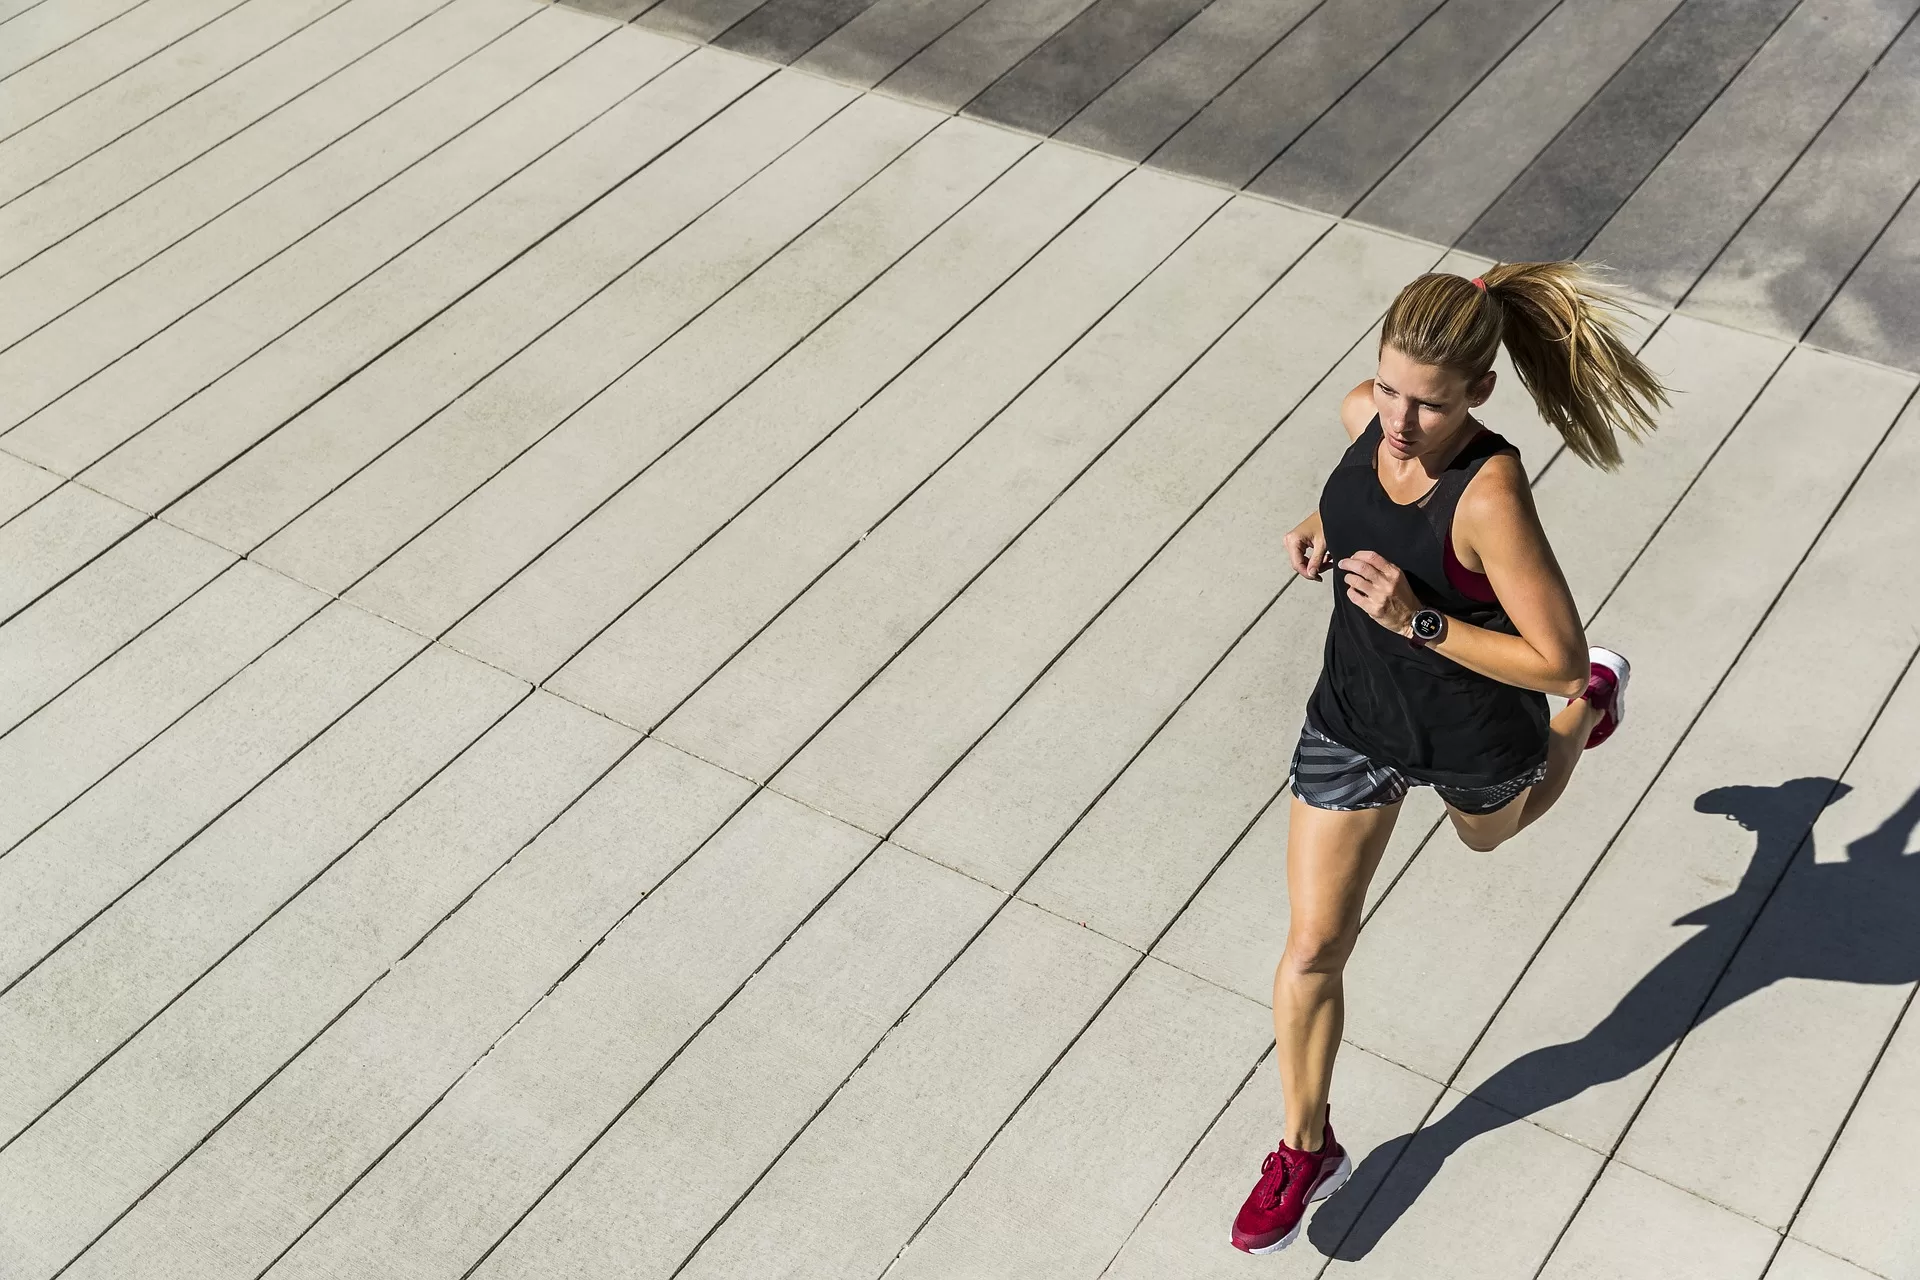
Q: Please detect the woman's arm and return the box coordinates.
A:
[1338,455,1590,698]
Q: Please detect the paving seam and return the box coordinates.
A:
[0,625,435,1001]
[954,0,1212,128]
[0,0,537,360]
[322,92,953,599]
[1562,0,1812,264]
[0,504,150,631]
[1299,377,1920,1274]
[1802,174,1920,348]
[1669,6,1920,317]
[261,84,898,575]
[1130,0,1333,174]
[0,0,163,84]
[1240,0,1542,204]
[0,0,65,32]
[1530,615,1920,1278]
[62,37,706,492]
[1324,0,1571,219]
[137,44,759,531]
[0,0,361,193]
[0,21,634,454]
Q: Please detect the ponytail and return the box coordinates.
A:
[1380,262,1668,470]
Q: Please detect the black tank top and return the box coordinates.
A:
[1306,416,1549,787]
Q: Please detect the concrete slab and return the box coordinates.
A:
[0,1,596,430]
[471,844,1001,1279]
[0,0,268,143]
[0,518,232,737]
[1053,0,1319,164]
[0,0,531,357]
[0,452,61,524]
[1766,1240,1888,1280]
[1250,0,1560,216]
[1352,0,1686,246]
[0,559,319,854]
[442,135,1110,684]
[237,67,864,582]
[0,22,671,471]
[658,189,1307,791]
[1538,1160,1779,1280]
[0,692,629,1279]
[0,0,156,77]
[1685,17,1920,342]
[342,96,994,638]
[715,0,891,66]
[1807,176,1920,371]
[1105,1043,1442,1280]
[675,900,1136,1280]
[0,481,144,622]
[79,29,711,515]
[794,0,991,90]
[879,0,1099,114]
[257,789,875,1280]
[1325,1090,1605,1276]
[0,605,440,1126]
[0,604,430,994]
[0,0,449,279]
[1462,0,1800,263]
[1584,0,1920,306]
[1150,0,1447,190]
[63,740,750,1280]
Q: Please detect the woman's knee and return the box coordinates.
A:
[1448,807,1519,852]
[1281,928,1357,978]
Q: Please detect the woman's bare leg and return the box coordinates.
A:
[1275,796,1401,1152]
[1447,695,1602,851]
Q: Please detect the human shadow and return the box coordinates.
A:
[1310,775,1920,1258]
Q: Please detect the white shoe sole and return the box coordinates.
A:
[1589,646,1630,736]
[1240,1152,1354,1255]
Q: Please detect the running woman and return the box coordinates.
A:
[1230,264,1667,1254]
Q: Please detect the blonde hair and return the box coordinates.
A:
[1380,262,1668,470]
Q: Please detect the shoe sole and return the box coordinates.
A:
[1238,1152,1354,1255]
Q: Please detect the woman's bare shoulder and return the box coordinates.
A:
[1340,381,1376,440]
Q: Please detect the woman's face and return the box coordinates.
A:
[1372,345,1494,462]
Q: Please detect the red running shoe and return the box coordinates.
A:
[1230,1114,1352,1254]
[1583,647,1630,749]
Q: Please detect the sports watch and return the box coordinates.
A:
[1408,608,1445,648]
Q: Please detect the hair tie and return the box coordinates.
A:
[1471,276,1487,291]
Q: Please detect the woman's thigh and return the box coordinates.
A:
[1442,787,1530,852]
[1285,796,1403,951]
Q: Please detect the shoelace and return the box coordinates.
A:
[1256,1150,1294,1209]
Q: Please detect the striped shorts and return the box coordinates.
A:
[1290,723,1548,817]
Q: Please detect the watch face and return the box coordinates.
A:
[1413,610,1442,640]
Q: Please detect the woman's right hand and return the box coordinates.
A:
[1285,512,1329,581]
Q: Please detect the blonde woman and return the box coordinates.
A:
[1231,265,1667,1254]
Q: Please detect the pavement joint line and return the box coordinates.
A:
[265,75,895,577]
[0,15,631,446]
[0,0,63,32]
[144,42,764,529]
[1670,3,1920,317]
[0,0,366,202]
[1533,624,1920,1278]
[591,5,1920,379]
[1563,0,1811,267]
[0,0,542,361]
[499,126,1117,701]
[1803,169,1920,350]
[1301,375,1920,1273]
[44,32,705,481]
[0,0,159,84]
[1329,0,1571,220]
[1243,0,1490,201]
[0,623,436,1002]
[332,90,979,619]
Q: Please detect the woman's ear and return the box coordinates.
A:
[1467,368,1497,408]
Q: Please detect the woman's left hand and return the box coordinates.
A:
[1338,550,1422,637]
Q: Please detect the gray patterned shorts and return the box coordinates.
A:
[1289,723,1548,817]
